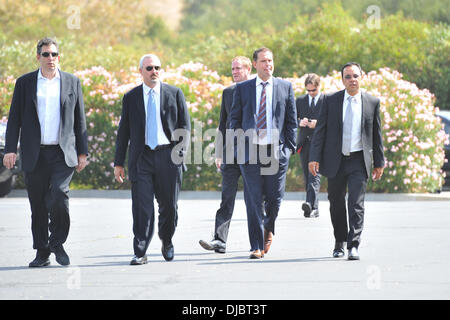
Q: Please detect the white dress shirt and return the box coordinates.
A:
[342,90,363,152]
[37,69,61,145]
[308,91,321,107]
[142,81,170,147]
[255,75,273,145]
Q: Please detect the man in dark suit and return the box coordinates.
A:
[309,62,384,260]
[296,73,324,218]
[230,47,297,259]
[199,56,252,254]
[114,54,190,265]
[3,37,88,267]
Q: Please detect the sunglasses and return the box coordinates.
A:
[145,65,161,71]
[344,74,360,79]
[306,88,317,92]
[41,52,59,58]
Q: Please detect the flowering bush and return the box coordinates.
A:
[0,64,447,192]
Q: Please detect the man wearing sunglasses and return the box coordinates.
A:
[3,37,88,267]
[296,73,324,218]
[309,62,384,260]
[114,54,190,265]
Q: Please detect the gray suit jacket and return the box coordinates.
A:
[5,69,88,172]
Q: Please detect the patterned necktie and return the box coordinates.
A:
[342,96,354,156]
[256,82,268,136]
[146,89,158,149]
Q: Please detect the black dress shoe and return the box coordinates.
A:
[52,245,70,266]
[162,241,174,261]
[302,202,312,217]
[130,255,148,265]
[29,250,51,268]
[332,241,346,258]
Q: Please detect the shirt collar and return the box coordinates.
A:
[38,68,60,80]
[256,75,273,87]
[309,91,321,101]
[344,90,362,103]
[143,81,161,95]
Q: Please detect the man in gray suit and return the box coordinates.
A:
[199,56,252,254]
[3,37,88,267]
[230,47,297,259]
[309,62,384,260]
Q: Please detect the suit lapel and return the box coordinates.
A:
[136,85,146,129]
[271,77,278,120]
[337,90,345,135]
[361,91,372,129]
[251,78,257,115]
[59,70,68,112]
[160,82,166,120]
[31,70,38,111]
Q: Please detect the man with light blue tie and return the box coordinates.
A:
[230,48,297,259]
[114,54,190,265]
[309,62,384,260]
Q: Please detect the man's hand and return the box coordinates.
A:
[299,118,309,127]
[76,154,87,173]
[372,167,384,181]
[215,158,222,170]
[114,166,125,183]
[2,153,16,169]
[309,161,320,176]
[307,119,317,129]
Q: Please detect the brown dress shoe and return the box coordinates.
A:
[249,250,264,259]
[264,229,273,254]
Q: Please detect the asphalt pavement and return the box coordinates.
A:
[0,190,449,300]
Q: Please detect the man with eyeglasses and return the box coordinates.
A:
[309,62,384,260]
[3,37,88,267]
[296,73,323,218]
[114,54,190,265]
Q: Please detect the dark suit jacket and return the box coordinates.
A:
[309,90,385,178]
[114,83,190,181]
[5,69,88,172]
[215,84,235,163]
[229,77,297,163]
[295,93,324,151]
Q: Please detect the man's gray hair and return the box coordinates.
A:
[139,54,161,69]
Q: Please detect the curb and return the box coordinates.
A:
[5,189,450,201]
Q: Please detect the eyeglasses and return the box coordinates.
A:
[145,66,161,71]
[344,74,360,79]
[41,52,59,58]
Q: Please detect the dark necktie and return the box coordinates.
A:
[310,97,315,108]
[256,82,268,136]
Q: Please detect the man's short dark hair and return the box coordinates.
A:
[37,37,59,55]
[304,73,321,87]
[341,62,362,78]
[252,47,273,62]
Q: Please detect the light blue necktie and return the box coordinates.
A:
[146,89,158,149]
[342,96,353,156]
